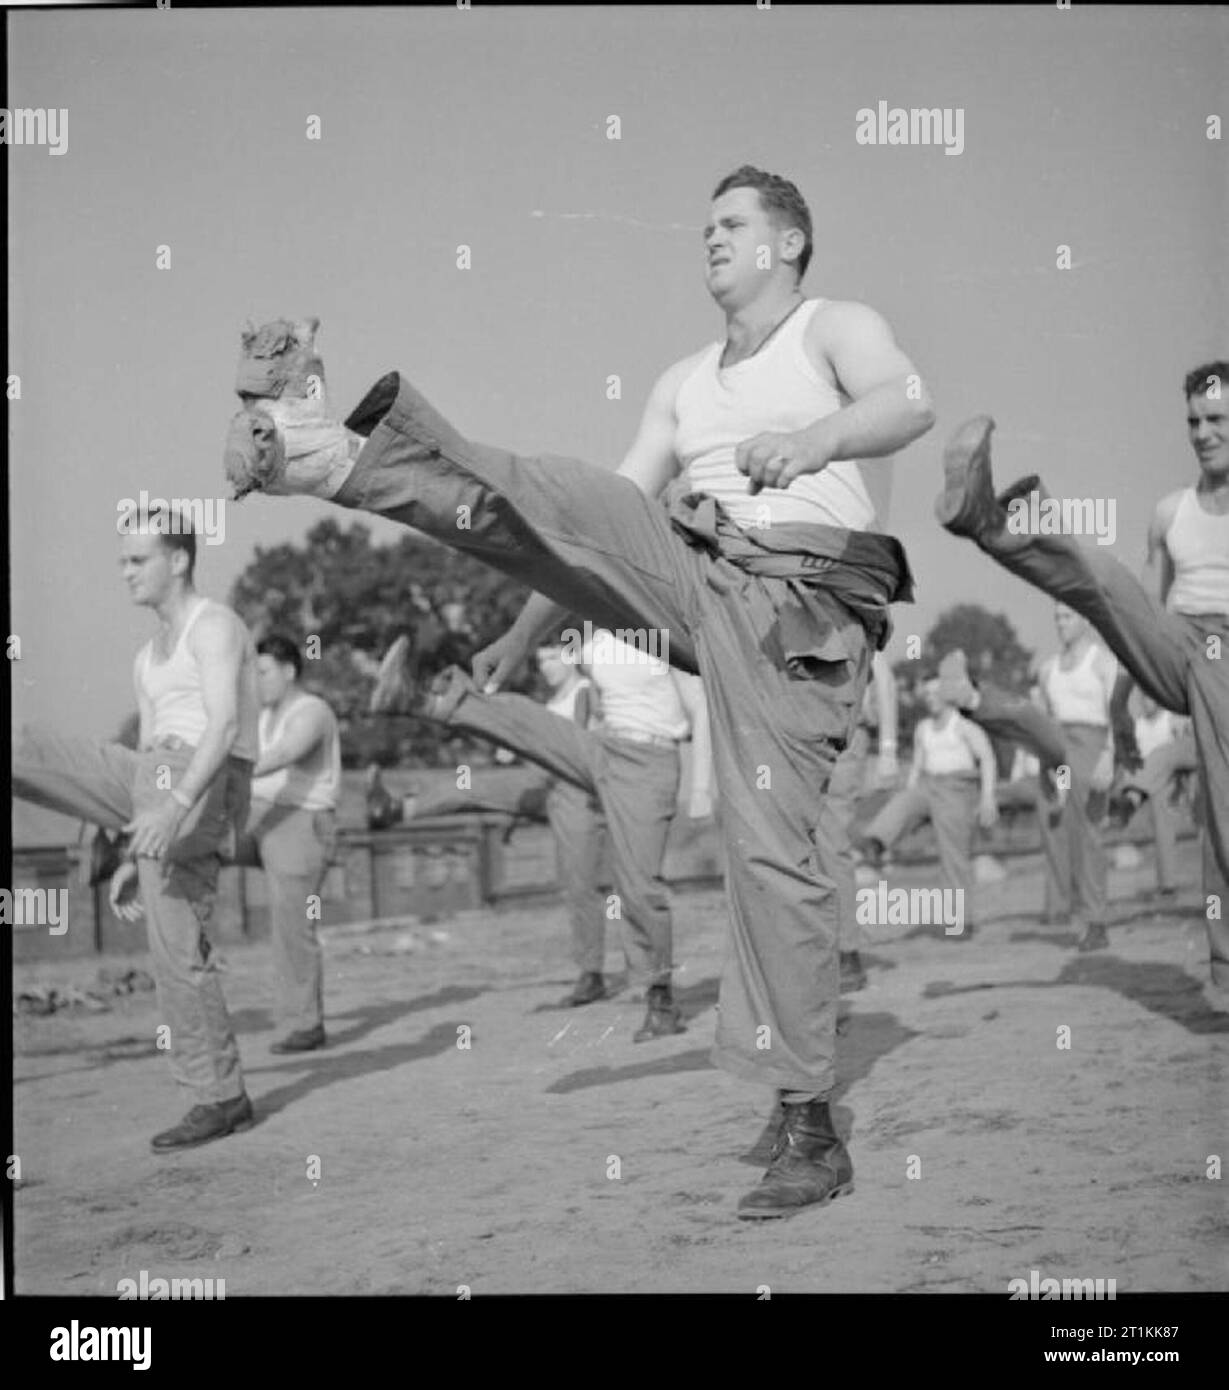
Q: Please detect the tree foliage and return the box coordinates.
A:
[893,604,1036,775]
[229,519,535,767]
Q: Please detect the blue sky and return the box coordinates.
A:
[10,4,1227,743]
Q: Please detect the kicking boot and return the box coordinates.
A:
[632,984,686,1043]
[740,1097,787,1166]
[936,649,979,711]
[370,635,417,715]
[934,416,1002,538]
[737,1097,854,1220]
[224,396,363,501]
[839,950,867,993]
[150,1093,254,1153]
[1076,922,1109,953]
[270,1025,326,1054]
[565,972,607,1007]
[423,665,475,723]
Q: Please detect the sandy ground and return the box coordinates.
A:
[13,838,1229,1296]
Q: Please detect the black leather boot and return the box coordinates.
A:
[739,1098,786,1166]
[565,972,607,1007]
[632,983,685,1042]
[1077,922,1109,952]
[737,1097,854,1219]
[270,1024,327,1054]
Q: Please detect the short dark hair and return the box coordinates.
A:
[711,165,813,281]
[257,633,303,679]
[1184,361,1229,399]
[123,505,196,581]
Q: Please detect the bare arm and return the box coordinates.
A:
[253,698,329,778]
[736,301,935,493]
[963,718,999,826]
[805,301,936,459]
[963,719,998,801]
[906,724,924,789]
[174,612,248,806]
[1145,494,1181,607]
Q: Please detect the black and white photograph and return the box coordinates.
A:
[5,0,1227,1347]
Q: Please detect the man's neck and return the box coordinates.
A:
[269,682,301,720]
[1193,470,1229,514]
[1060,632,1090,661]
[723,285,806,356]
[152,585,198,632]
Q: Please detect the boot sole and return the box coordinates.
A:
[632,1024,687,1043]
[736,1180,856,1220]
[934,415,996,533]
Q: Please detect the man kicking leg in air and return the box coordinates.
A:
[224,165,934,1217]
[936,363,1229,995]
[372,629,695,1040]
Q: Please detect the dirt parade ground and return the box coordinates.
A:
[12,836,1227,1298]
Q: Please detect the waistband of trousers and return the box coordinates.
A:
[148,735,254,767]
[606,729,680,749]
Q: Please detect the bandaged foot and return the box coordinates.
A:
[224,395,363,500]
[225,316,363,500]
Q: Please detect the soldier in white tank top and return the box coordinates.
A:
[135,597,260,761]
[15,524,258,1146]
[1165,486,1229,618]
[245,636,343,1049]
[936,366,1229,981]
[674,299,879,532]
[251,693,341,810]
[1041,644,1113,728]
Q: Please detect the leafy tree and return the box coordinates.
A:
[229,519,537,767]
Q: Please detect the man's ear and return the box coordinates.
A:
[779,227,805,271]
[240,318,258,349]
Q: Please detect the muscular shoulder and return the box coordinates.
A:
[296,691,338,728]
[805,298,892,352]
[190,603,254,657]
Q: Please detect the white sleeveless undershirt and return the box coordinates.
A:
[1043,644,1110,727]
[1135,708,1176,761]
[134,599,259,761]
[250,691,341,810]
[673,298,878,531]
[545,675,592,724]
[583,634,688,741]
[916,711,978,776]
[1165,487,1229,618]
